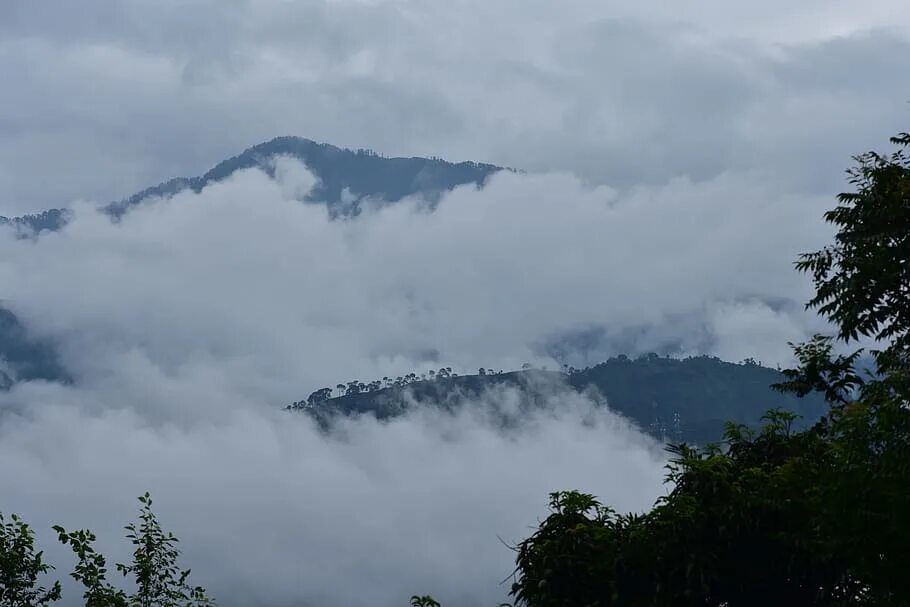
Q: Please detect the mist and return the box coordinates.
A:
[1,382,666,607]
[1,159,831,388]
[0,159,836,605]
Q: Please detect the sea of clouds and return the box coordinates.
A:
[0,159,835,606]
[3,0,908,603]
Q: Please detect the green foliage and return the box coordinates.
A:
[773,335,865,403]
[796,132,910,375]
[55,494,212,607]
[0,512,61,607]
[410,595,441,607]
[117,493,211,607]
[505,128,910,606]
[512,403,910,605]
[53,527,126,607]
[409,593,511,607]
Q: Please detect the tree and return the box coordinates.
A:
[55,494,212,607]
[506,128,910,606]
[0,513,61,607]
[511,409,897,606]
[795,132,910,376]
[53,528,126,607]
[117,494,211,607]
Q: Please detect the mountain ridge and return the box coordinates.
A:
[1,136,505,231]
[288,355,829,444]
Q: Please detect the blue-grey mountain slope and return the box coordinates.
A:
[1,137,504,232]
[0,306,70,389]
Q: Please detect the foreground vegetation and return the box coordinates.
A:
[501,130,910,605]
[1,495,210,607]
[3,131,909,605]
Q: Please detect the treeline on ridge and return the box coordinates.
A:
[287,355,828,445]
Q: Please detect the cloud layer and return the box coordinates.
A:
[3,1,904,603]
[1,160,831,388]
[1,384,665,607]
[0,159,834,605]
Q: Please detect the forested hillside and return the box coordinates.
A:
[288,355,828,444]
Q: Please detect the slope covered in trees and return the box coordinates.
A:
[288,356,828,444]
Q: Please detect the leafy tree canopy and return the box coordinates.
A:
[55,493,212,607]
[507,129,910,606]
[1,495,211,607]
[0,513,61,607]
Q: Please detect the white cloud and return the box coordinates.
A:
[1,380,665,607]
[0,160,834,605]
[0,162,831,389]
[1,1,898,602]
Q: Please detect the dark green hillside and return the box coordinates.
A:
[289,368,558,426]
[568,355,827,443]
[288,356,828,444]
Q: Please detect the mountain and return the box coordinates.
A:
[0,306,70,387]
[1,295,828,442]
[287,356,829,444]
[0,137,504,232]
[0,209,70,233]
[1,139,829,443]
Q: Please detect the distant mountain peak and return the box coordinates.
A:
[2,137,505,232]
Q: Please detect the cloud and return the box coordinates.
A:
[1,1,908,213]
[0,160,831,387]
[1,380,664,607]
[1,2,900,603]
[0,159,833,605]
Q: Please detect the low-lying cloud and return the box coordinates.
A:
[1,159,830,388]
[1,160,833,605]
[2,383,664,607]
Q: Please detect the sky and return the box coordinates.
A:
[1,0,909,214]
[1,1,909,606]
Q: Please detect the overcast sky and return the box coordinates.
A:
[1,0,909,214]
[2,2,909,606]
